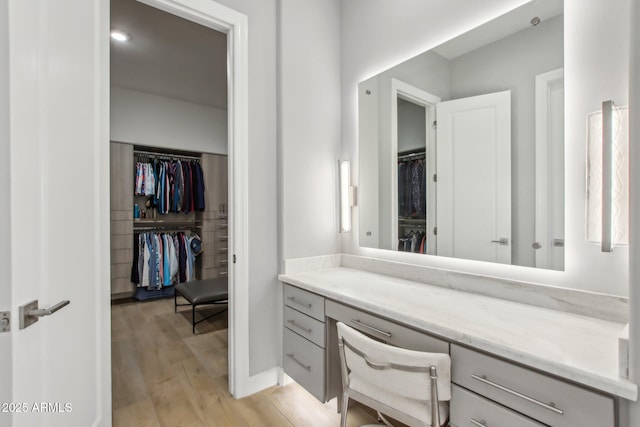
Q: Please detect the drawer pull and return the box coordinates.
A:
[471,374,564,415]
[351,319,392,338]
[287,319,312,334]
[470,419,486,427]
[286,353,311,371]
[287,296,312,309]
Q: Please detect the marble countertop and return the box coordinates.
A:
[279,266,637,401]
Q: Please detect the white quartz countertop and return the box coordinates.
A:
[278,267,637,401]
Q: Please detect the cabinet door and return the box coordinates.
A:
[110,142,134,296]
[110,142,134,211]
[201,153,228,212]
[201,153,228,280]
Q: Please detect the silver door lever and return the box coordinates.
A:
[491,237,509,245]
[29,300,70,317]
[19,300,70,329]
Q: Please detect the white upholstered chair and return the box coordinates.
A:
[336,322,451,427]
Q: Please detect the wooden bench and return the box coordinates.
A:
[174,278,228,333]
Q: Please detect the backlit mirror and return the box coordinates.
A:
[358,0,564,270]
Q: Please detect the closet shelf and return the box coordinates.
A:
[398,217,427,223]
[133,220,202,231]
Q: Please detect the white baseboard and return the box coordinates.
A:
[244,367,283,397]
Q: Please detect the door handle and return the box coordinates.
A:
[491,237,509,245]
[19,300,70,329]
[532,241,542,249]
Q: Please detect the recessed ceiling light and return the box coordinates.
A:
[110,30,130,42]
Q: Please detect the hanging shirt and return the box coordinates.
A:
[194,161,206,211]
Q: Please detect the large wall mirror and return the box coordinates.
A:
[358,0,564,270]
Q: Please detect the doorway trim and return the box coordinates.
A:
[534,67,564,270]
[134,0,250,397]
[390,78,440,253]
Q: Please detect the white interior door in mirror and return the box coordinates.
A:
[436,90,512,264]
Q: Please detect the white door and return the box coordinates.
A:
[534,69,564,270]
[436,91,511,264]
[3,1,111,426]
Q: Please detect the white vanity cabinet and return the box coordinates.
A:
[280,270,631,426]
[450,345,615,427]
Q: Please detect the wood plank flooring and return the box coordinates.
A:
[111,297,380,426]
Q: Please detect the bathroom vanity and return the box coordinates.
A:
[279,256,635,427]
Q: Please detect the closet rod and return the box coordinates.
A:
[134,149,201,161]
[133,225,202,232]
[398,151,426,161]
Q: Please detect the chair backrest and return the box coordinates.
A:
[337,321,451,401]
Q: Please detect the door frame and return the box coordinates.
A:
[132,0,250,397]
[534,67,564,269]
[390,78,440,252]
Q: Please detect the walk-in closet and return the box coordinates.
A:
[109,0,232,423]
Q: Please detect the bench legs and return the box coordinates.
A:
[175,291,228,334]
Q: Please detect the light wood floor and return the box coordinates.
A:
[111,296,381,427]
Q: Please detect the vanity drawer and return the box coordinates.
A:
[283,327,325,402]
[451,345,614,427]
[325,300,449,353]
[450,384,545,427]
[284,284,325,321]
[284,305,326,348]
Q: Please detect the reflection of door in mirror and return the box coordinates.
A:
[534,68,564,270]
[357,0,564,270]
[391,79,439,255]
[436,91,512,264]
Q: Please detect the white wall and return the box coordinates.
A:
[628,0,640,424]
[110,85,227,154]
[279,0,342,262]
[0,0,11,413]
[341,0,630,296]
[203,0,280,378]
[397,99,426,153]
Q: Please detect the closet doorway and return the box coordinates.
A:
[109,0,248,422]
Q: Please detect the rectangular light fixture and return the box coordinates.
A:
[340,160,353,233]
[586,101,629,251]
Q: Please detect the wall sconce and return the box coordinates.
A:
[339,160,356,233]
[586,100,629,252]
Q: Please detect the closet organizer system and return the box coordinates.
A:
[110,142,228,299]
[398,150,428,254]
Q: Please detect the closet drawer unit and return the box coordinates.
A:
[283,328,326,402]
[284,306,326,348]
[284,284,325,321]
[451,345,614,427]
[325,300,449,353]
[450,384,545,427]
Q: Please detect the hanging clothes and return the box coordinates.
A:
[131,231,201,289]
[397,231,426,254]
[135,158,205,215]
[397,156,426,218]
[134,162,156,196]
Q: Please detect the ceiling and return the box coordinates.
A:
[110,0,228,109]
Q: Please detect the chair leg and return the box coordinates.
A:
[340,392,349,427]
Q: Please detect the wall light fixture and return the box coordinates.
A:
[339,160,356,233]
[586,100,629,252]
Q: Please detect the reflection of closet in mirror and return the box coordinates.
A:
[391,80,439,255]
